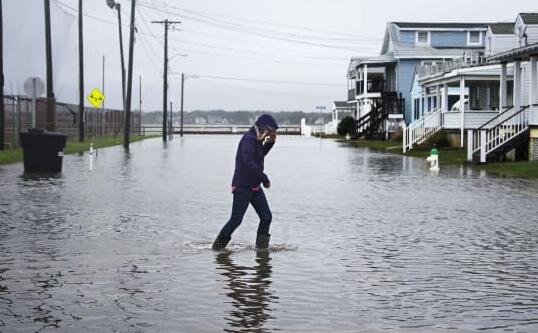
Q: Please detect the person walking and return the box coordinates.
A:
[212,114,278,251]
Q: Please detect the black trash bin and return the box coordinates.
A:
[19,129,68,173]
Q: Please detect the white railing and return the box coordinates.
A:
[403,108,442,153]
[416,50,487,79]
[467,105,530,163]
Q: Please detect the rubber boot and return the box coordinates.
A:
[212,234,231,251]
[255,233,270,249]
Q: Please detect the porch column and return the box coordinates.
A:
[363,65,368,95]
[499,62,507,109]
[443,83,449,112]
[530,56,537,125]
[436,85,441,111]
[460,76,465,148]
[413,93,424,120]
[530,56,538,161]
[513,60,522,111]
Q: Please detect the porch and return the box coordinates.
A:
[404,63,515,152]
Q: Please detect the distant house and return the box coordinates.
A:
[403,13,538,164]
[485,23,516,56]
[347,21,491,138]
[194,117,207,125]
[515,13,538,47]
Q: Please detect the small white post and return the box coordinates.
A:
[32,78,37,128]
[460,76,466,148]
[513,60,522,111]
[480,129,487,163]
[467,129,473,161]
[403,123,407,153]
[499,62,507,109]
[89,143,94,171]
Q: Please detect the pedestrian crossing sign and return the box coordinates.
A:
[87,88,105,108]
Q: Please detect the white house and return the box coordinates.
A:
[403,13,538,163]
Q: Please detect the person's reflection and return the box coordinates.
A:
[215,250,277,333]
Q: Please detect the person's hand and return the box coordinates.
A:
[263,181,271,189]
[266,132,277,143]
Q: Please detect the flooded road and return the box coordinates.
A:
[1,135,538,332]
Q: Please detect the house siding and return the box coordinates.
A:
[397,59,422,123]
[485,33,516,56]
[399,31,416,46]
[526,26,538,45]
[443,111,499,129]
[431,31,468,48]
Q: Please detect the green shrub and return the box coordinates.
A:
[337,116,357,137]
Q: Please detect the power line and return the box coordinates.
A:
[137,2,371,51]
[170,73,344,87]
[138,0,382,42]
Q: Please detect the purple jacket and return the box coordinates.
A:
[231,115,278,188]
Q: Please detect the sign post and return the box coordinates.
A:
[23,77,45,128]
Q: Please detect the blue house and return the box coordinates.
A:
[347,22,490,137]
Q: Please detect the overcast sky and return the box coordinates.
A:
[4,0,538,112]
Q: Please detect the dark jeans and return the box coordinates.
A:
[218,187,272,239]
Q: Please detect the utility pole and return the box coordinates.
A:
[139,75,142,134]
[44,0,56,131]
[0,0,4,150]
[106,0,125,109]
[102,55,105,108]
[152,19,181,141]
[78,0,84,142]
[169,101,173,137]
[123,0,136,149]
[180,73,184,137]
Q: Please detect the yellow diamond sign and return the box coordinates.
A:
[87,88,104,108]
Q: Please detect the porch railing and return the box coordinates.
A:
[403,108,442,153]
[416,50,487,79]
[467,105,531,163]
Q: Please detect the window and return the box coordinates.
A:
[467,31,482,45]
[488,36,493,52]
[416,31,430,45]
[421,60,442,66]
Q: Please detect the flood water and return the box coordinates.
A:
[1,135,538,332]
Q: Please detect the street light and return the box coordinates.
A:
[106,0,126,109]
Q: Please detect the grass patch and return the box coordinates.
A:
[336,138,467,165]
[478,161,538,178]
[0,134,158,166]
[333,137,537,177]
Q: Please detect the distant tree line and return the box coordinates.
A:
[142,110,336,125]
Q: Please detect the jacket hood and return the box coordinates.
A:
[254,114,279,131]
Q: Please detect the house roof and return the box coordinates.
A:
[347,54,396,77]
[489,22,514,35]
[519,13,538,25]
[393,22,491,29]
[487,42,538,62]
[333,101,354,109]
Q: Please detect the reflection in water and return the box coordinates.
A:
[215,251,277,333]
